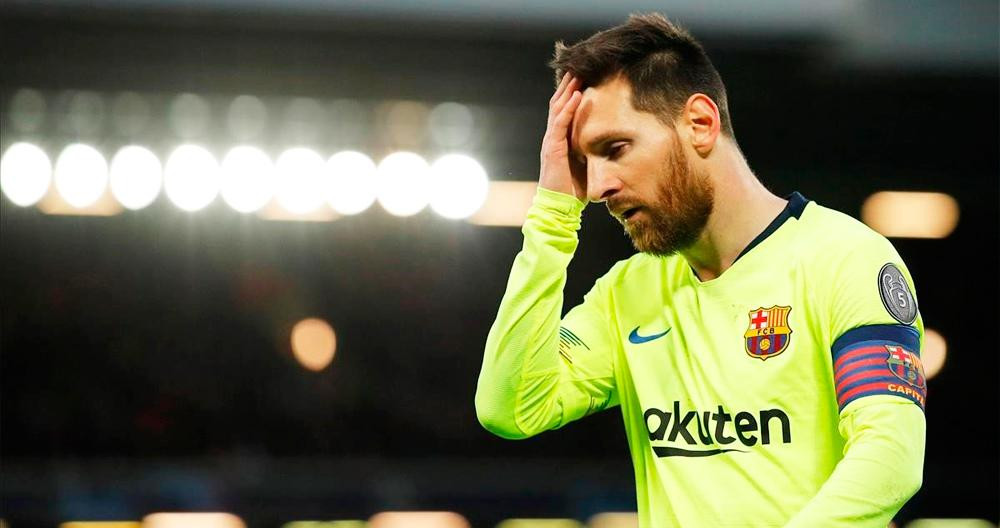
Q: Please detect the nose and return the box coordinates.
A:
[586,161,623,203]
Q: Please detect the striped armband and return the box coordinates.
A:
[831,324,927,412]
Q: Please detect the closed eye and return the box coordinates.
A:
[607,141,629,160]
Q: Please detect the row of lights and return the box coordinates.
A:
[55,513,996,528]
[0,142,490,220]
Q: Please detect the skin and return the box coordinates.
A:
[539,73,788,281]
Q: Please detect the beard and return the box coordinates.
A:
[608,137,714,257]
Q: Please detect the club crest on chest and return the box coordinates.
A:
[744,306,792,360]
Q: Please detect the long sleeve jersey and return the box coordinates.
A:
[476,187,926,527]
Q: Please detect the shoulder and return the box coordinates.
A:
[797,201,901,266]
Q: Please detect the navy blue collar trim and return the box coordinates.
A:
[733,191,810,263]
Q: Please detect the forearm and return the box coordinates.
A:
[785,401,925,527]
[475,187,585,439]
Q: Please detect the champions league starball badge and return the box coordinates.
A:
[878,263,918,325]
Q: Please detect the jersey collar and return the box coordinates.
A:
[731,191,810,264]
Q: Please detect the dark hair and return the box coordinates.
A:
[550,13,735,138]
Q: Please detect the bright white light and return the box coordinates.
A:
[376,151,430,217]
[54,143,108,208]
[109,145,162,210]
[429,154,489,219]
[274,147,328,214]
[221,146,275,213]
[163,144,221,212]
[0,142,52,206]
[326,150,377,215]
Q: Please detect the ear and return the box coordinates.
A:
[682,93,722,157]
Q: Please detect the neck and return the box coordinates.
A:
[681,147,786,281]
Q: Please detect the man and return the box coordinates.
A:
[475,13,926,528]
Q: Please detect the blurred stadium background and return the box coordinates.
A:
[1,1,997,527]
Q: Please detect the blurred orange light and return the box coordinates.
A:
[496,520,582,528]
[368,512,469,528]
[587,513,639,528]
[923,328,947,380]
[468,181,537,226]
[282,523,367,528]
[291,318,337,371]
[862,191,959,238]
[37,185,122,216]
[258,200,339,222]
[142,513,245,528]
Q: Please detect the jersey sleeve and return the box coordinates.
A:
[824,234,927,413]
[475,187,618,440]
[785,230,926,526]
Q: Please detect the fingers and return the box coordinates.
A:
[550,72,571,105]
[551,90,582,135]
[548,76,581,126]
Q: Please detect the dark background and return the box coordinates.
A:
[1,1,997,526]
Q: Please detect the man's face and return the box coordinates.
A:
[570,75,714,256]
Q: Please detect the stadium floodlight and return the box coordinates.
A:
[376,151,430,217]
[109,145,162,210]
[326,150,377,215]
[428,153,489,220]
[274,147,328,214]
[54,143,109,208]
[163,144,221,212]
[0,142,52,207]
[220,146,275,213]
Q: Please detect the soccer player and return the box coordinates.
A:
[475,13,926,527]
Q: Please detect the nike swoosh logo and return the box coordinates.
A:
[628,326,671,344]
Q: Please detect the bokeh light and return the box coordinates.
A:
[327,150,377,215]
[368,512,468,528]
[428,153,489,219]
[496,520,582,528]
[220,146,275,213]
[142,513,246,528]
[54,143,109,208]
[381,101,429,148]
[62,90,106,137]
[588,513,639,528]
[923,328,947,380]
[226,95,268,141]
[290,318,337,372]
[8,88,47,133]
[274,147,328,214]
[376,151,430,217]
[428,102,474,148]
[168,93,211,138]
[282,97,326,144]
[163,144,221,212]
[109,145,162,210]
[862,191,959,238]
[0,142,52,206]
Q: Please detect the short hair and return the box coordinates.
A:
[550,13,735,138]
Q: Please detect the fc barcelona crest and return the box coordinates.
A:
[744,306,792,360]
[886,345,926,389]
